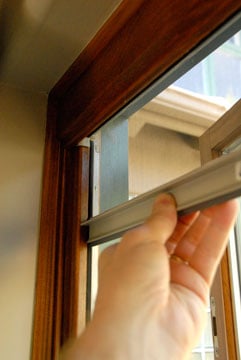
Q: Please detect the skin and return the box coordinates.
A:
[62,193,239,360]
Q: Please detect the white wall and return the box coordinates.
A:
[0,84,47,359]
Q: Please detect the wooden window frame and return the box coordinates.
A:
[199,99,241,359]
[31,1,241,359]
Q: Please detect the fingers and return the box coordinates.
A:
[170,211,211,261]
[143,193,177,244]
[170,199,239,301]
[166,212,199,254]
[121,193,177,247]
[188,199,239,285]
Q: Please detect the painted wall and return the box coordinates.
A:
[0,84,47,359]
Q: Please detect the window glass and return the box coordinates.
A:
[212,51,241,101]
[92,109,202,214]
[90,239,120,315]
[174,30,241,104]
[128,115,201,197]
[174,61,204,94]
[99,118,128,212]
[88,28,241,359]
[191,303,214,359]
[92,30,241,215]
[206,353,215,360]
[190,353,202,360]
[203,314,214,348]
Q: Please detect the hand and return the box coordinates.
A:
[63,193,239,360]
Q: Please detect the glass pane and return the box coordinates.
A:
[174,61,204,94]
[129,117,200,196]
[92,105,202,214]
[88,27,241,359]
[92,30,241,216]
[189,353,202,360]
[204,314,214,348]
[174,30,241,104]
[206,353,215,360]
[212,51,241,102]
[99,118,129,212]
[192,301,214,358]
[90,239,120,315]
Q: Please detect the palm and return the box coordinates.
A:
[160,277,208,357]
[153,201,238,357]
[91,196,238,360]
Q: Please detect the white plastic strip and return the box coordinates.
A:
[82,149,241,244]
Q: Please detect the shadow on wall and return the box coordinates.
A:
[0,84,46,360]
[0,0,24,64]
[0,84,46,253]
[0,0,122,92]
[0,0,79,90]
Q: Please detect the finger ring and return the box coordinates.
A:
[170,254,189,265]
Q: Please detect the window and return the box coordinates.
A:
[200,101,241,359]
[84,29,241,359]
[85,103,241,360]
[32,3,241,359]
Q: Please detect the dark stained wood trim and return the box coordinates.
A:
[51,0,146,99]
[31,107,90,359]
[50,0,241,146]
[33,1,241,358]
[31,98,90,359]
[31,100,63,360]
[61,146,89,344]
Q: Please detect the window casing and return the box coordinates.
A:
[31,3,241,359]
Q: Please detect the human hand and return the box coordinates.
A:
[63,193,239,360]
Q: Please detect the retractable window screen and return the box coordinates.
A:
[82,149,241,245]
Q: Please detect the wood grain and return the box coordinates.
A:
[31,101,63,360]
[51,0,146,99]
[33,1,241,358]
[61,146,89,344]
[31,111,90,359]
[51,0,241,146]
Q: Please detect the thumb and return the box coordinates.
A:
[119,193,177,250]
[145,193,177,244]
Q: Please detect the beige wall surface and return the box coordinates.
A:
[129,118,201,196]
[0,84,47,359]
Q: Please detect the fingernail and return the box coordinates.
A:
[155,193,176,206]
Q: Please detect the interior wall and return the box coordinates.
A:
[0,84,47,359]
